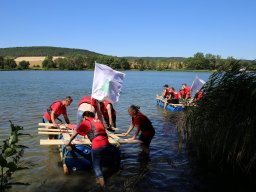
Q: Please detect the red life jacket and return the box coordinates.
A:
[195,91,203,101]
[47,100,62,115]
[173,92,180,99]
[179,89,185,99]
[101,100,116,119]
[78,96,97,109]
[86,118,108,142]
[184,86,191,98]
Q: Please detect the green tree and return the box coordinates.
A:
[18,60,30,69]
[54,57,69,70]
[84,56,96,69]
[72,55,86,70]
[0,56,4,69]
[4,58,17,69]
[42,56,55,69]
[185,52,210,70]
[119,58,130,70]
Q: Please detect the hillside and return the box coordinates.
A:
[124,56,186,61]
[0,46,102,57]
[0,46,185,61]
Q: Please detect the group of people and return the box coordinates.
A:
[160,83,203,109]
[42,96,155,187]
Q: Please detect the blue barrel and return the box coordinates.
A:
[157,100,184,112]
[62,144,93,173]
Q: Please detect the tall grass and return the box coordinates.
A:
[181,61,256,177]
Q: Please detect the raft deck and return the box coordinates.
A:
[38,122,141,175]
[38,122,141,146]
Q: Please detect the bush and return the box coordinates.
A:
[0,121,30,191]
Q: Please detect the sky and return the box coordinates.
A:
[1,0,255,60]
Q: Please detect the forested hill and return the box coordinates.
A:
[0,46,185,61]
[124,56,186,61]
[0,46,102,57]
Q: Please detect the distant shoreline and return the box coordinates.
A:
[0,68,214,72]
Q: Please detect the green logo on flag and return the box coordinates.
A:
[100,79,110,93]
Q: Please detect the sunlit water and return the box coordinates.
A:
[0,71,211,192]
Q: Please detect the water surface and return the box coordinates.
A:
[0,70,211,192]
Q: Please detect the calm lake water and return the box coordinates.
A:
[0,71,211,192]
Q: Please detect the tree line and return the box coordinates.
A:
[0,52,255,71]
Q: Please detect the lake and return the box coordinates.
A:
[0,70,211,192]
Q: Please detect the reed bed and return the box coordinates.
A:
[181,62,256,177]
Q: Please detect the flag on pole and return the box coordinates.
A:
[190,75,206,93]
[91,63,125,103]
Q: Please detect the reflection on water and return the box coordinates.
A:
[0,71,211,192]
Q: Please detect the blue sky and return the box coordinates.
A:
[1,0,255,60]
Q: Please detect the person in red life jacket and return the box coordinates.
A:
[163,87,180,109]
[66,111,120,187]
[42,96,72,126]
[194,89,204,102]
[77,96,103,128]
[42,96,73,139]
[179,88,186,99]
[182,83,191,99]
[122,105,155,154]
[161,84,171,99]
[99,99,116,132]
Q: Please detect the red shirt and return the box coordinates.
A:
[184,86,191,99]
[132,112,155,137]
[43,101,67,121]
[78,96,97,109]
[76,118,109,149]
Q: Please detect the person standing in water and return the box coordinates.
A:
[122,105,155,153]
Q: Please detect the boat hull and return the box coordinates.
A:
[157,99,184,112]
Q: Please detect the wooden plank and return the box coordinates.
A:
[40,138,120,145]
[38,123,68,129]
[40,139,91,145]
[107,132,120,140]
[118,139,142,144]
[170,103,184,107]
[115,133,131,137]
[62,133,71,140]
[38,131,61,135]
[38,128,73,133]
[107,137,119,145]
[156,97,184,108]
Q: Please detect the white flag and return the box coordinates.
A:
[190,75,206,93]
[91,63,125,103]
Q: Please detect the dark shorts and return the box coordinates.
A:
[139,131,155,147]
[167,99,179,104]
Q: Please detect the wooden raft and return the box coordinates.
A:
[155,95,185,108]
[38,123,141,146]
